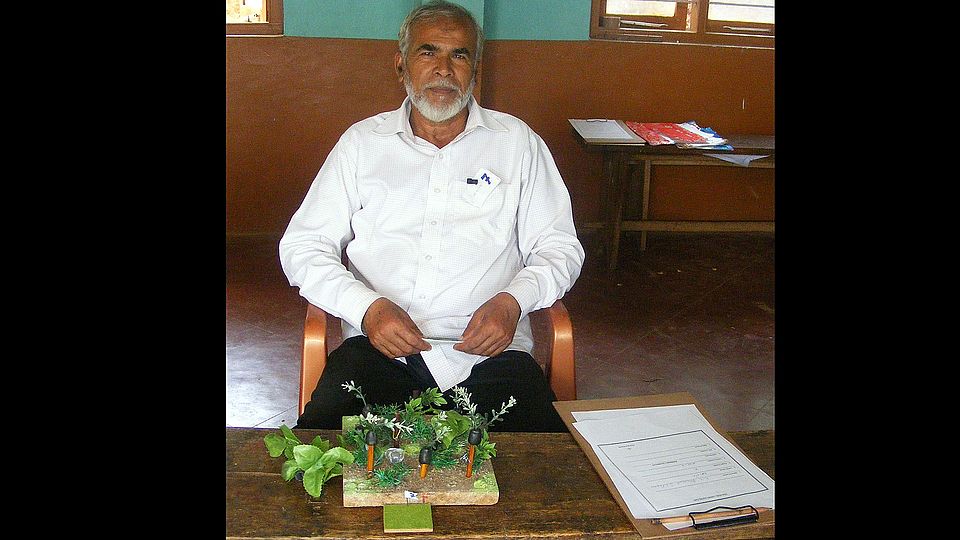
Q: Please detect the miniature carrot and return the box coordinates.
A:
[465,429,482,478]
[419,447,433,479]
[466,446,475,477]
[365,430,378,472]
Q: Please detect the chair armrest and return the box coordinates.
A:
[300,303,343,415]
[530,300,576,401]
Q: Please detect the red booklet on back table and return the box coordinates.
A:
[625,122,708,145]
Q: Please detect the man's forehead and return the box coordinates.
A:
[409,16,476,48]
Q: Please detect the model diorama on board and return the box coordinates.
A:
[264,381,515,507]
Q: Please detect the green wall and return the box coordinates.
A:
[284,0,591,40]
[483,0,589,39]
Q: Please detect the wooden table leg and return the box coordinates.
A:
[598,151,613,262]
[605,152,625,271]
[639,159,652,251]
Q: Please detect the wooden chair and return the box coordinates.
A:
[299,300,576,415]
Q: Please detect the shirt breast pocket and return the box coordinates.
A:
[452,175,517,249]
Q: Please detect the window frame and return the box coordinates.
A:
[590,0,774,49]
[226,0,283,37]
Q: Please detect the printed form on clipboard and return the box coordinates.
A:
[570,404,775,528]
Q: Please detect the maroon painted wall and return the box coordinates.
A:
[226,36,774,236]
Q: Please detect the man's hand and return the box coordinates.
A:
[362,298,431,358]
[454,292,521,358]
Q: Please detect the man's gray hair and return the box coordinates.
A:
[398,0,484,68]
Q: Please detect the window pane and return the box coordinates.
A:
[227,0,265,24]
[708,1,774,24]
[606,0,677,17]
[591,0,773,47]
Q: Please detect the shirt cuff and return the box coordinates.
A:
[337,286,385,334]
[499,280,543,321]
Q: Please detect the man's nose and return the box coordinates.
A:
[433,55,453,77]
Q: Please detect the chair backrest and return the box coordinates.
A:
[299,300,576,415]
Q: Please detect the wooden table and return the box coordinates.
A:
[227,427,774,539]
[572,129,775,270]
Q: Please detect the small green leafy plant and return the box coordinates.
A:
[450,386,516,432]
[473,431,498,463]
[450,386,516,465]
[264,424,354,497]
[373,461,413,487]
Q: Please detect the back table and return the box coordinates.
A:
[570,125,775,270]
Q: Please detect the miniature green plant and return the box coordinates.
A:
[434,409,471,449]
[370,411,414,441]
[427,442,461,469]
[405,415,434,447]
[338,428,375,466]
[374,461,413,487]
[473,430,498,464]
[264,424,354,497]
[424,410,451,447]
[342,381,416,442]
[402,387,446,420]
[372,403,399,418]
[448,387,515,468]
[450,386,516,431]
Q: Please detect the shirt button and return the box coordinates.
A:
[425,255,432,260]
[434,188,441,193]
[430,220,437,226]
[438,153,444,159]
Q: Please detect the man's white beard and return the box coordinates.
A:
[405,74,475,123]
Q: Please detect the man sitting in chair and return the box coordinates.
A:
[279,0,584,432]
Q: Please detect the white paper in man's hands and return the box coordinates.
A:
[419,339,483,392]
[571,405,774,520]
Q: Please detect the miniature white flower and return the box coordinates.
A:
[384,418,414,435]
[362,412,383,425]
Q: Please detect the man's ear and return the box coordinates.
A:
[394,52,404,82]
[472,61,482,96]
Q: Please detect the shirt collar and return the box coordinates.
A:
[372,95,509,139]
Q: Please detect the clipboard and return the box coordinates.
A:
[553,392,775,538]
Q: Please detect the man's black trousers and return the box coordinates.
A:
[295,335,567,432]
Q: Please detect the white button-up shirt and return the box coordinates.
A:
[279,97,584,390]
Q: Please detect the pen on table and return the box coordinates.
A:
[652,506,771,526]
